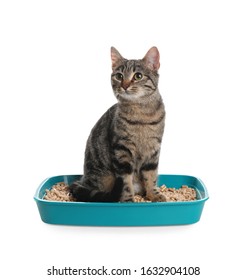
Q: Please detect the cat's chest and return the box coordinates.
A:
[129,124,162,155]
[131,125,154,142]
[115,104,165,155]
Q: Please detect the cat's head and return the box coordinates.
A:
[111,47,160,102]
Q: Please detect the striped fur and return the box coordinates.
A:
[70,47,166,202]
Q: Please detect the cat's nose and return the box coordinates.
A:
[122,80,131,90]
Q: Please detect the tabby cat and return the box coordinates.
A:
[70,47,166,202]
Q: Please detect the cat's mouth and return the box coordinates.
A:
[118,90,144,101]
[121,88,137,95]
[114,88,142,101]
[121,90,137,98]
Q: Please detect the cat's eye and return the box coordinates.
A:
[133,72,143,81]
[115,73,123,81]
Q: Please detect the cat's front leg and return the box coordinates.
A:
[112,158,135,202]
[120,174,135,202]
[140,163,166,202]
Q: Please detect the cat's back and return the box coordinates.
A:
[89,103,117,135]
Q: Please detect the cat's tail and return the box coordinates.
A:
[69,177,124,202]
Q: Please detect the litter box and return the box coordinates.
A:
[34,174,208,226]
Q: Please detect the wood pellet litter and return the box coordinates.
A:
[43,182,197,202]
[134,185,197,202]
[44,182,76,202]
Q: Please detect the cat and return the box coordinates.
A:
[69,47,166,202]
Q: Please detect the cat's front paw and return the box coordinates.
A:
[120,196,134,202]
[147,188,167,202]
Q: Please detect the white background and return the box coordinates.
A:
[1,0,246,279]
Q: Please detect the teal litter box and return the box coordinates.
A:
[34,174,208,226]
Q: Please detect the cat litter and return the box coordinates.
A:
[44,183,196,202]
[44,182,76,202]
[34,174,208,226]
[134,185,197,202]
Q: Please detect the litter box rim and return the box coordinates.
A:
[34,174,209,207]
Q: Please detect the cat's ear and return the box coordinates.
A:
[143,47,160,71]
[111,47,124,69]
